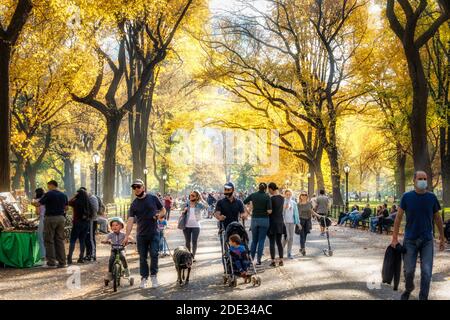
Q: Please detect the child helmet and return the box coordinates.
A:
[109,217,124,228]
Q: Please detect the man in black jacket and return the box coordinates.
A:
[382,243,406,290]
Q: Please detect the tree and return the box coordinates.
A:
[386,0,449,187]
[204,0,368,204]
[0,0,32,191]
[70,0,195,203]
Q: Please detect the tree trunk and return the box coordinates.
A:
[80,161,87,189]
[12,157,24,191]
[63,158,75,196]
[395,144,406,198]
[103,114,123,204]
[325,133,344,205]
[405,45,433,187]
[0,43,11,192]
[441,122,450,206]
[27,164,37,196]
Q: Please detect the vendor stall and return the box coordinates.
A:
[0,192,41,268]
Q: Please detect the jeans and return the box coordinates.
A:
[299,218,310,249]
[43,215,66,266]
[352,214,366,228]
[183,227,200,257]
[68,220,89,260]
[370,217,379,232]
[284,223,295,255]
[137,233,160,278]
[159,230,168,254]
[250,217,269,262]
[37,217,46,258]
[85,220,97,258]
[340,212,357,225]
[165,207,171,221]
[403,238,434,300]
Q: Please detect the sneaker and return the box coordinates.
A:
[44,263,57,268]
[140,278,148,289]
[57,264,68,268]
[77,258,84,264]
[150,275,159,288]
[400,292,410,300]
[256,261,262,266]
[270,261,276,267]
[67,256,72,265]
[288,253,293,259]
[301,248,306,256]
[278,260,284,266]
[320,232,325,237]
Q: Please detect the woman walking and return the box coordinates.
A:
[267,183,285,267]
[181,190,206,262]
[67,188,92,264]
[34,188,46,261]
[282,189,299,259]
[243,183,272,265]
[297,191,320,256]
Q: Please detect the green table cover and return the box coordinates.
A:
[0,231,42,268]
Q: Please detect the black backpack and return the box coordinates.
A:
[444,220,450,242]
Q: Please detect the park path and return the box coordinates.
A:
[0,210,449,300]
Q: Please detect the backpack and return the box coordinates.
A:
[444,220,450,241]
[96,195,106,215]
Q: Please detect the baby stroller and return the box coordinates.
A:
[220,221,261,287]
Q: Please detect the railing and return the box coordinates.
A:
[105,203,130,220]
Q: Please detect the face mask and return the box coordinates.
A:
[416,180,427,190]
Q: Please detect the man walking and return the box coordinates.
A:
[81,187,99,262]
[123,179,166,289]
[391,171,446,300]
[315,189,330,236]
[33,180,68,268]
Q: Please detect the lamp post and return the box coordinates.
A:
[343,163,350,212]
[306,172,311,196]
[143,168,148,188]
[92,152,101,196]
[162,174,167,195]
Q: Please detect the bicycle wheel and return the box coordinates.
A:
[113,263,121,292]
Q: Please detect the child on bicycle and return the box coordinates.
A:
[229,234,250,277]
[101,217,133,281]
[158,216,168,257]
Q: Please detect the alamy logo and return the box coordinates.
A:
[170,123,279,175]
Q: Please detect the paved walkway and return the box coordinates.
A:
[0,210,449,300]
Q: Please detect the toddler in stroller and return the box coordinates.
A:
[229,234,250,277]
[222,221,261,287]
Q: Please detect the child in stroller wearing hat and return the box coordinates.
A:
[101,217,134,282]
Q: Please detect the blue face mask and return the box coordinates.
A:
[416,180,427,190]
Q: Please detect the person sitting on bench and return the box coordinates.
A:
[352,203,372,228]
[339,205,360,225]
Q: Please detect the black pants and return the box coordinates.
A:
[165,207,171,221]
[108,249,128,272]
[85,220,97,258]
[183,227,200,257]
[268,233,283,259]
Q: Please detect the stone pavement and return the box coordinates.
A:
[0,210,449,300]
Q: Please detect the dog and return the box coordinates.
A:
[173,246,193,286]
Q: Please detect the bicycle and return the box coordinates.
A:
[104,243,135,292]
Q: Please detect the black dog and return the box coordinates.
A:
[173,246,193,286]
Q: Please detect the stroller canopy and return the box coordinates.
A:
[225,222,249,244]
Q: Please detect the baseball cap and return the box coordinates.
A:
[131,179,144,188]
[224,182,235,190]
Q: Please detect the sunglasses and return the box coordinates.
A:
[132,185,143,190]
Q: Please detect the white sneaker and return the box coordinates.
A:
[150,275,159,288]
[140,278,148,289]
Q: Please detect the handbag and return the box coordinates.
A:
[177,212,186,230]
[295,224,302,235]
